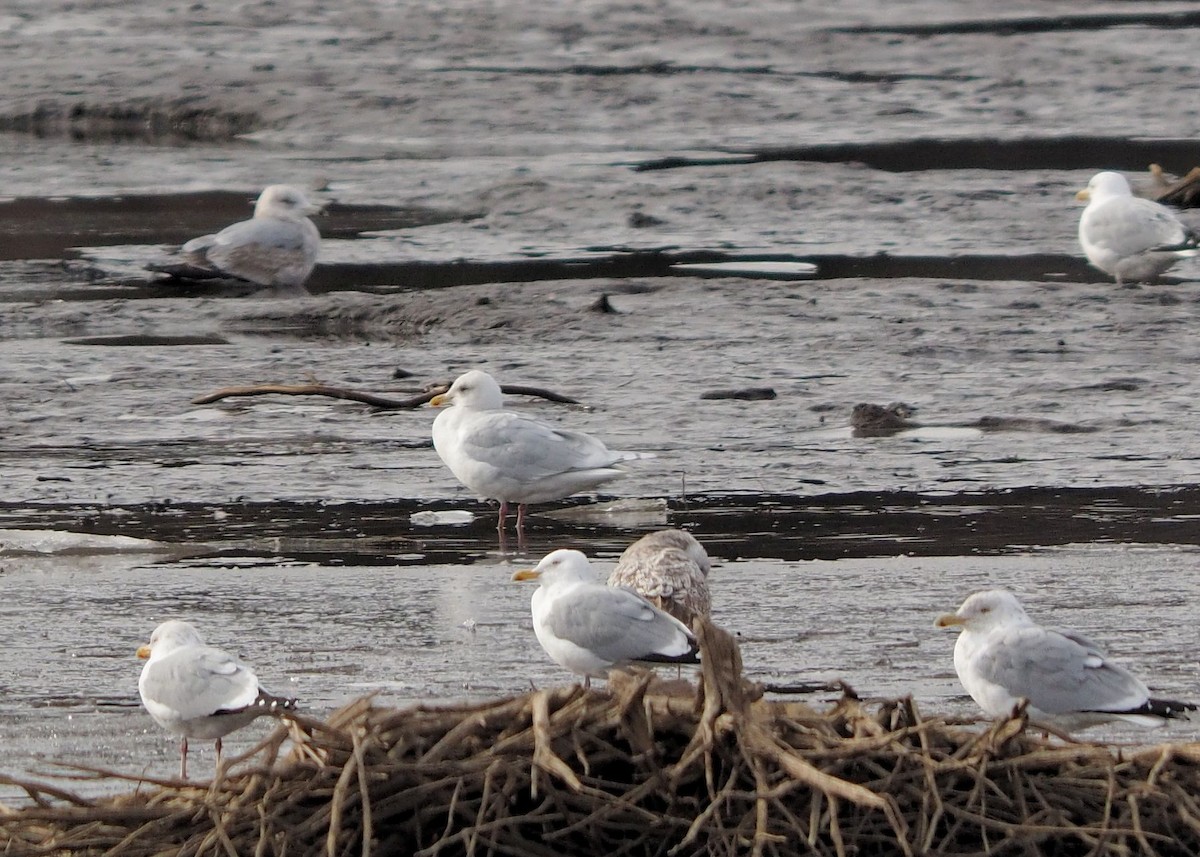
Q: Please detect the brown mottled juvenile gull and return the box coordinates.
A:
[430,370,652,533]
[606,529,712,627]
[512,549,698,689]
[936,589,1196,732]
[150,185,321,291]
[1077,171,1198,284]
[137,620,297,779]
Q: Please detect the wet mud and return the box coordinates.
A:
[2,0,1200,794]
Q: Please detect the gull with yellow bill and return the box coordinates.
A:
[513,549,699,688]
[430,370,652,534]
[137,620,297,779]
[936,589,1196,732]
[1077,170,1198,284]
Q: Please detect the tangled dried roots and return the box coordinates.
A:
[3,619,1200,856]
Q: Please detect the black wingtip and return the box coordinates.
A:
[1141,697,1199,720]
[1150,231,1200,253]
[256,691,299,714]
[146,261,223,280]
[636,640,701,666]
[1094,697,1200,721]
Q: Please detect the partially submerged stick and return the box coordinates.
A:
[191,381,580,408]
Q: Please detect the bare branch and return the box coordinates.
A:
[191,382,580,408]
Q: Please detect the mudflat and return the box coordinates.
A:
[1,1,1199,790]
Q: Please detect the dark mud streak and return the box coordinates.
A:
[435,62,779,75]
[308,252,1102,292]
[787,254,1100,283]
[61,334,231,347]
[0,194,471,262]
[0,251,1110,305]
[433,63,979,83]
[678,486,1200,561]
[633,137,1200,174]
[3,485,1198,566]
[829,10,1200,36]
[307,253,689,291]
[0,99,260,143]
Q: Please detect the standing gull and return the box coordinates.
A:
[607,529,712,627]
[1076,170,1199,284]
[137,620,297,779]
[430,370,652,533]
[512,549,699,688]
[149,184,321,292]
[936,589,1196,732]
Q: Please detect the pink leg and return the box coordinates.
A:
[516,503,527,532]
[180,737,189,780]
[496,501,508,532]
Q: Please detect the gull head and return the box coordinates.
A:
[511,548,596,586]
[430,369,504,410]
[137,619,206,660]
[935,589,1029,632]
[662,530,712,578]
[255,184,322,219]
[1076,171,1132,204]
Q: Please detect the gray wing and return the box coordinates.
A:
[543,587,692,663]
[185,218,317,287]
[1086,198,1191,255]
[976,625,1149,715]
[608,547,710,623]
[141,646,262,720]
[457,411,632,480]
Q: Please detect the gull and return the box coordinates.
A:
[1077,171,1199,284]
[512,549,699,688]
[606,529,712,627]
[149,185,321,292]
[430,370,652,533]
[137,620,297,779]
[936,589,1196,732]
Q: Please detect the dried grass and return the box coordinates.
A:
[3,620,1200,856]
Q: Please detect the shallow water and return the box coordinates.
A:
[3,536,1199,798]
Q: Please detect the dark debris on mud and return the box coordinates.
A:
[0,99,260,144]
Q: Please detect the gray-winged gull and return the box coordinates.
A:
[935,589,1196,732]
[137,620,297,779]
[150,184,321,291]
[512,548,698,688]
[1077,171,1198,284]
[430,370,652,533]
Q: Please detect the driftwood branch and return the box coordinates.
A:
[762,680,855,696]
[4,622,1200,855]
[190,382,580,408]
[191,384,432,408]
[498,384,580,404]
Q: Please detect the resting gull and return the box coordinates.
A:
[936,589,1196,732]
[430,370,651,533]
[137,620,297,779]
[606,529,712,627]
[1077,171,1198,284]
[149,184,321,292]
[512,548,698,688]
